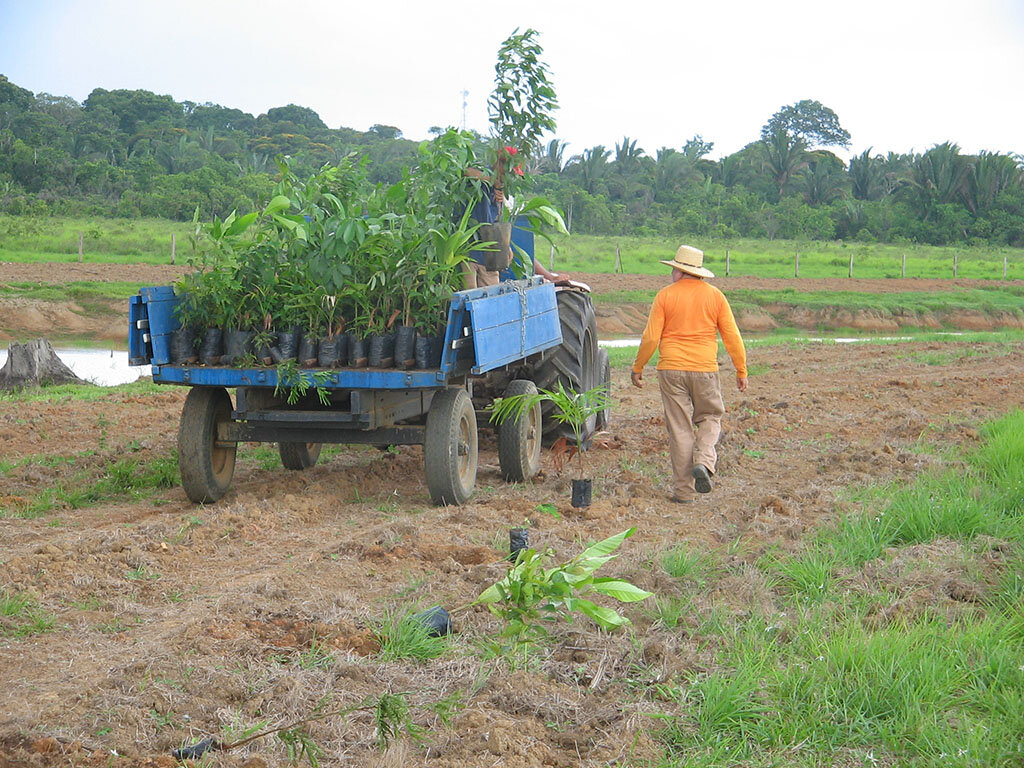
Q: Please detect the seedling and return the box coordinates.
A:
[473,528,652,662]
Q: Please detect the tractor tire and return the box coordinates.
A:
[279,442,322,470]
[532,289,599,444]
[178,387,236,504]
[497,379,542,483]
[424,388,478,506]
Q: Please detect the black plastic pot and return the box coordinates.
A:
[318,335,346,368]
[171,327,198,364]
[393,325,416,369]
[414,334,445,369]
[270,329,300,363]
[411,606,452,637]
[571,478,593,508]
[172,738,215,761]
[298,334,318,368]
[347,333,367,368]
[199,328,222,365]
[220,328,253,366]
[509,528,529,561]
[367,332,395,368]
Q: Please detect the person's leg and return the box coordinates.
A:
[689,371,725,475]
[460,260,478,289]
[475,265,500,286]
[658,370,697,500]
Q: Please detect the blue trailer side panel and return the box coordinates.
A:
[138,286,179,366]
[465,283,560,374]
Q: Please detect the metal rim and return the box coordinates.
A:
[210,402,233,483]
[457,406,474,487]
[525,401,541,467]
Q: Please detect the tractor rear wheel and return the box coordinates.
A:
[531,289,599,444]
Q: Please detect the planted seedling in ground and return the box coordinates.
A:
[472,527,652,666]
[490,381,610,507]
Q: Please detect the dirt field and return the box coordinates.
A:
[2,322,1022,765]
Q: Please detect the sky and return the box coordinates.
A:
[2,0,1023,162]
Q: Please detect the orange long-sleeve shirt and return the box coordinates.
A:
[631,278,747,377]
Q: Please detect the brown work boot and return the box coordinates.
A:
[692,465,712,494]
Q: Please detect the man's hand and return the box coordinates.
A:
[493,187,505,205]
[630,370,643,389]
[737,376,748,392]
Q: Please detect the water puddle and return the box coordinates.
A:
[0,348,150,387]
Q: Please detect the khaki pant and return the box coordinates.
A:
[658,370,725,500]
[461,261,500,289]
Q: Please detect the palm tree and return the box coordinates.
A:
[961,151,1021,215]
[613,136,644,175]
[566,145,610,195]
[538,138,569,174]
[849,148,886,201]
[800,154,847,206]
[760,128,807,198]
[907,142,970,221]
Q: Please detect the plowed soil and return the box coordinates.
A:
[3,321,1022,765]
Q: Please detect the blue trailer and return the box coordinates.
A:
[129,271,607,506]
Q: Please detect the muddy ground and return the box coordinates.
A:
[2,318,1022,766]
[2,263,1023,342]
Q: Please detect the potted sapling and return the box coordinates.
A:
[317,295,347,368]
[490,381,610,508]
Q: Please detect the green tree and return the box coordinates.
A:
[761,99,851,149]
[760,128,808,198]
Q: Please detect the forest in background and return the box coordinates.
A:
[1,73,1023,247]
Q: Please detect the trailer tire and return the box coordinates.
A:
[424,388,477,506]
[279,442,322,470]
[595,348,611,432]
[532,290,599,444]
[497,379,542,483]
[178,387,236,504]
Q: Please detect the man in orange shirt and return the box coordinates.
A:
[630,245,748,502]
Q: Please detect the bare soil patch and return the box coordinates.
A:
[1,338,1021,766]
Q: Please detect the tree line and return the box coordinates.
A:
[1,74,1022,247]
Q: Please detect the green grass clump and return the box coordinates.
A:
[374,608,450,662]
[0,589,56,637]
[1,453,180,518]
[0,378,166,404]
[653,409,1024,766]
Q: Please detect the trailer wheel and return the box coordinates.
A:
[595,348,612,432]
[424,388,478,505]
[279,442,322,470]
[532,290,599,444]
[498,379,542,483]
[178,387,236,503]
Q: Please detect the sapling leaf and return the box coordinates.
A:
[591,578,654,603]
[573,598,629,629]
[265,195,290,215]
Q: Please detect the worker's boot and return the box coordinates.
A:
[692,465,713,494]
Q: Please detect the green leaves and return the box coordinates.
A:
[474,528,652,655]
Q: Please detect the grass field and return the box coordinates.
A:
[3,216,1023,279]
[546,234,1024,280]
[0,216,191,264]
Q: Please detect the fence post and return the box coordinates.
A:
[78,231,83,263]
[901,252,906,278]
[171,233,176,265]
[795,250,799,278]
[614,244,622,273]
[1004,254,1008,279]
[726,249,731,276]
[848,252,854,278]
[953,251,958,278]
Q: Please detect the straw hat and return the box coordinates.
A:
[660,245,715,278]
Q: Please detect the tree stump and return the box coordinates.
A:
[0,339,87,390]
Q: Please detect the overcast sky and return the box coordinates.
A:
[2,0,1023,161]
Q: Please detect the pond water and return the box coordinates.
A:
[0,347,150,387]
